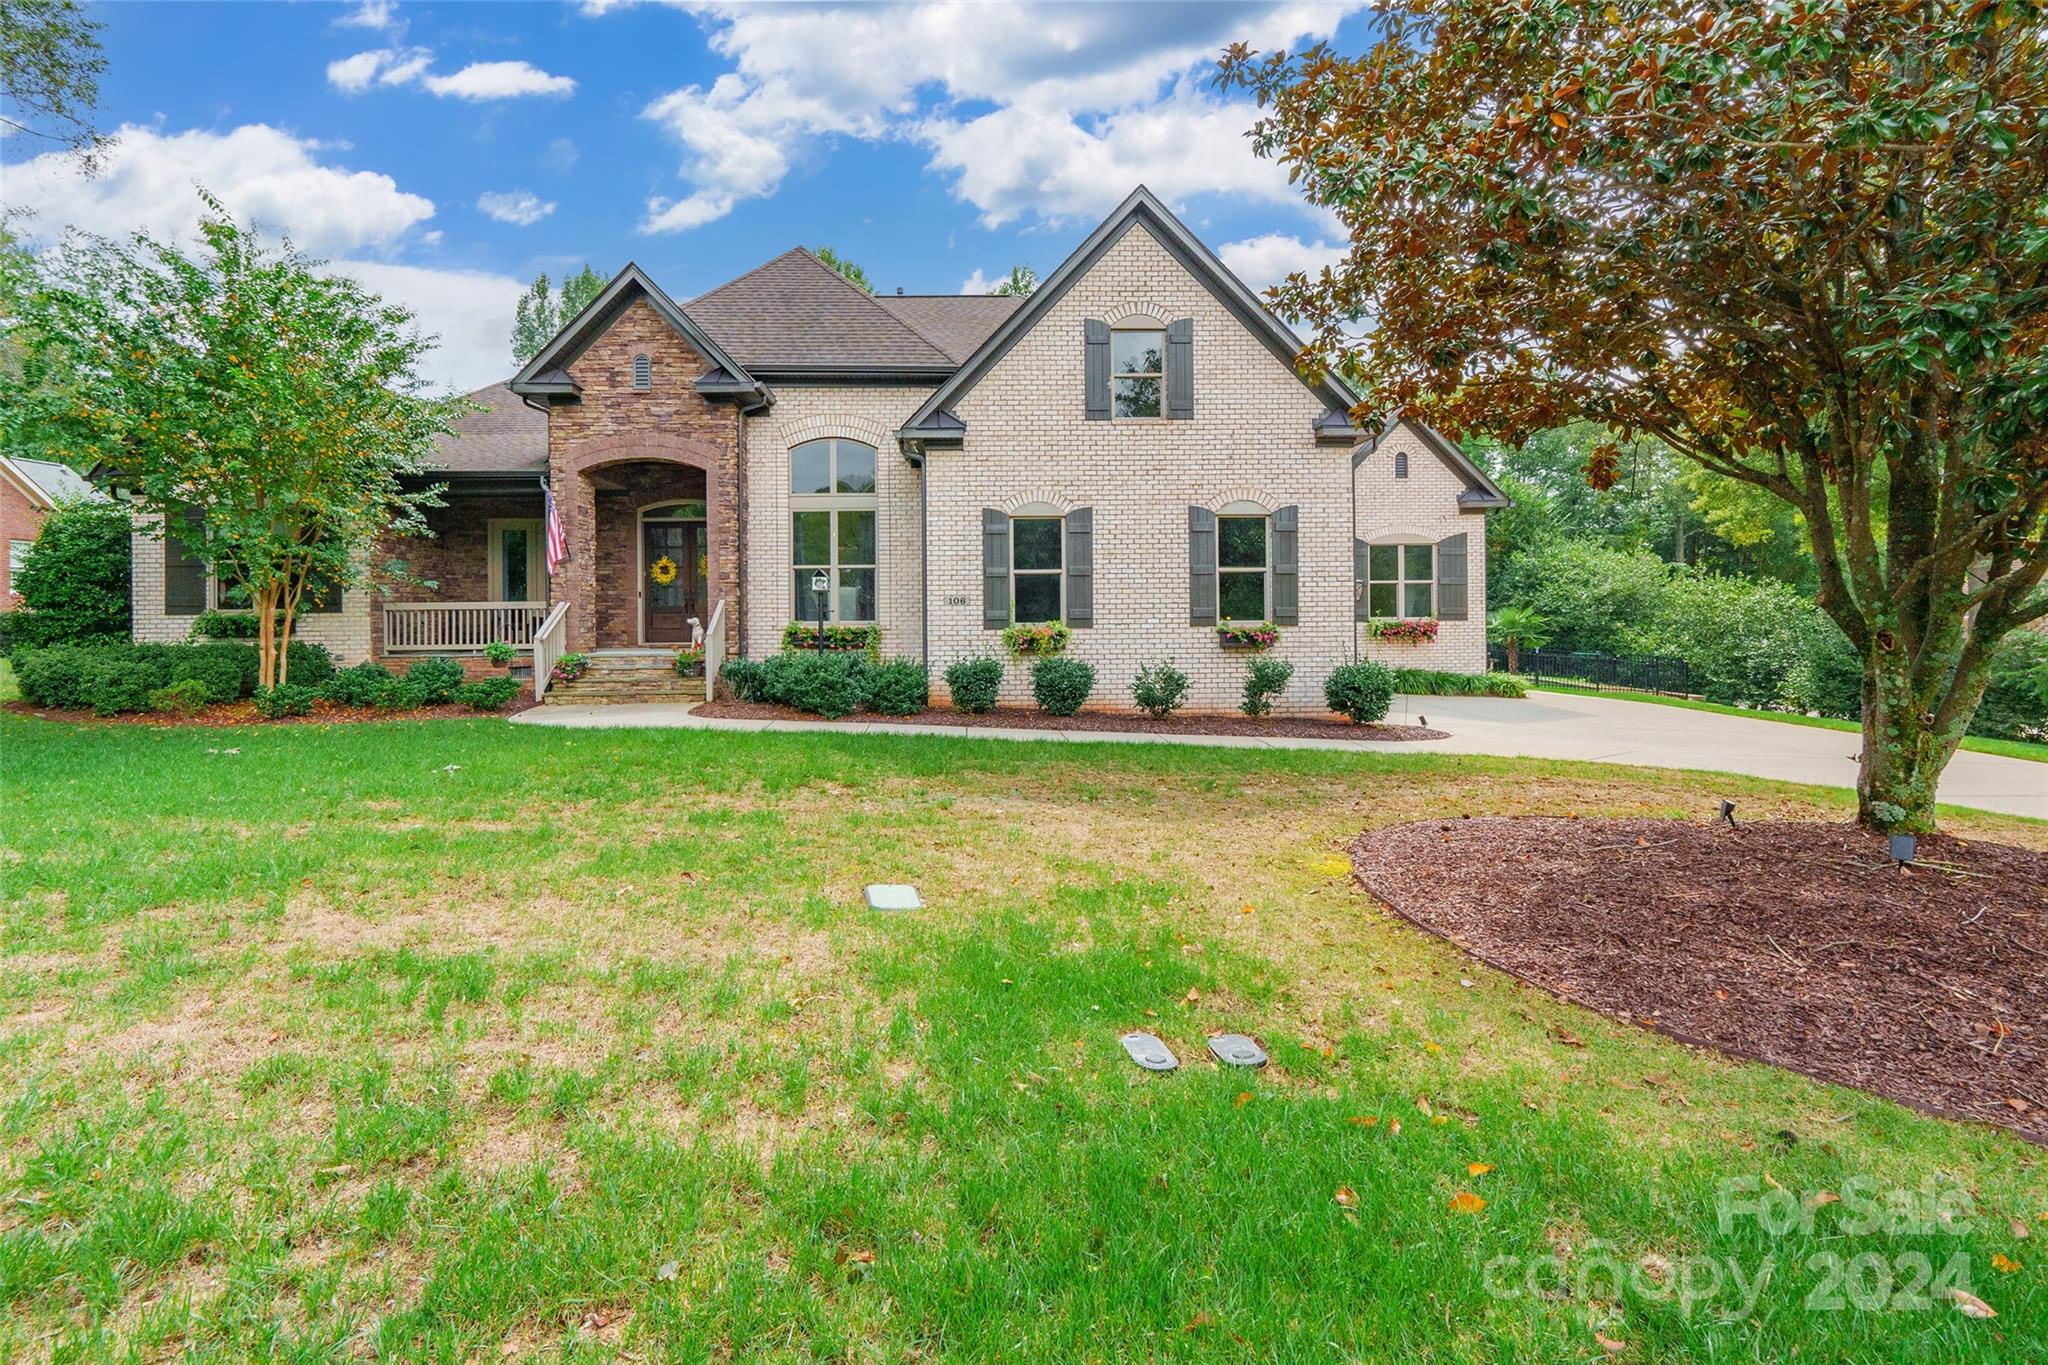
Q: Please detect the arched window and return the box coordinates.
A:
[632,353,652,390]
[789,439,877,624]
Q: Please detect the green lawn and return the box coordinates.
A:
[1531,681,2048,763]
[0,659,16,705]
[2,713,2042,1361]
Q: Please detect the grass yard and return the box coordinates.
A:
[2,713,2043,1361]
[1528,681,2048,764]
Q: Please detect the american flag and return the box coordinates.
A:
[543,480,568,575]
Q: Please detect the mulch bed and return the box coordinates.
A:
[1349,817,2048,1142]
[4,696,537,727]
[694,700,1446,742]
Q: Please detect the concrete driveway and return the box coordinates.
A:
[1380,690,2045,820]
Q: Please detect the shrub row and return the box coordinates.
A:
[1392,668,1529,699]
[11,642,521,717]
[724,651,1401,726]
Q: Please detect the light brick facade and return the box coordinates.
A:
[127,205,1495,701]
[129,512,373,662]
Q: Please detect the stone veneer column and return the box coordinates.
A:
[555,467,599,651]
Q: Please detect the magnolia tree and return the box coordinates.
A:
[7,200,457,688]
[1221,2,2048,832]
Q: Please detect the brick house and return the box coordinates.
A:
[4,454,106,603]
[128,187,1507,713]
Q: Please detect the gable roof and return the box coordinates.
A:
[685,249,957,375]
[900,185,1361,444]
[510,263,764,407]
[872,293,1027,364]
[1354,414,1512,509]
[428,382,548,474]
[1,455,102,507]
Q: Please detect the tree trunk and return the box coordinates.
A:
[1507,638,1521,674]
[255,585,279,690]
[1855,644,1968,834]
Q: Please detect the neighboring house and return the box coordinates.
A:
[128,186,1507,713]
[2,454,102,602]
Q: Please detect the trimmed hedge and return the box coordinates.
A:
[865,659,929,716]
[254,683,317,719]
[1325,661,1396,724]
[944,656,1003,714]
[323,661,396,707]
[454,676,520,711]
[149,679,211,717]
[405,657,466,705]
[1031,656,1095,717]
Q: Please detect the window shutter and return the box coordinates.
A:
[982,509,1011,629]
[1165,318,1194,420]
[1437,532,1468,620]
[1084,319,1111,421]
[1064,507,1093,628]
[1270,505,1299,625]
[1354,539,1371,622]
[1187,505,1217,626]
[164,508,207,616]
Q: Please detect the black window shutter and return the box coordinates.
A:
[982,509,1011,629]
[1187,506,1217,626]
[1354,538,1371,622]
[1166,318,1194,420]
[1437,532,1469,620]
[164,508,208,616]
[1270,505,1299,625]
[1084,320,1111,421]
[1064,507,1093,627]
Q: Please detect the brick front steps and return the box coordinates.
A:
[545,649,705,705]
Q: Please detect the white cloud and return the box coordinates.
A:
[337,0,402,32]
[423,61,577,101]
[1218,233,1348,291]
[332,260,527,394]
[958,268,995,295]
[328,50,574,101]
[477,190,557,226]
[2,122,435,255]
[622,1,1362,232]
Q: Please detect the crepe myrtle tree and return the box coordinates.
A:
[7,196,461,687]
[1221,2,2048,832]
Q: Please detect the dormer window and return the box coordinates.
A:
[1111,324,1164,418]
[632,353,651,390]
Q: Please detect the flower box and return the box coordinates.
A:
[1001,621,1070,658]
[1215,622,1279,651]
[1367,618,1440,645]
[781,622,881,653]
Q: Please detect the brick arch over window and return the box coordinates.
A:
[1203,487,1278,514]
[551,432,740,650]
[998,488,1076,516]
[778,413,893,451]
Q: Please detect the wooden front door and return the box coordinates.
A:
[643,519,705,642]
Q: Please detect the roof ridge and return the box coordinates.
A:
[788,248,955,363]
[684,246,811,308]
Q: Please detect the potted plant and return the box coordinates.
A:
[482,640,517,669]
[1001,621,1070,658]
[550,651,589,686]
[1367,618,1440,645]
[673,644,706,676]
[1215,621,1279,651]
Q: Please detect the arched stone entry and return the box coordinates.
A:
[551,434,737,651]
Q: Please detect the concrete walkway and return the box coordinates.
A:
[513,689,2046,820]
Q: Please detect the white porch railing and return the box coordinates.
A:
[383,601,549,655]
[531,601,571,702]
[703,597,725,699]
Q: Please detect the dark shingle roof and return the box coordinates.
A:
[873,293,1027,364]
[430,382,548,473]
[685,249,955,372]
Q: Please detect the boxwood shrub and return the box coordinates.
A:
[454,676,521,711]
[405,657,466,705]
[1129,660,1189,719]
[253,683,318,719]
[1031,656,1095,717]
[83,653,162,716]
[171,644,251,703]
[323,661,396,707]
[149,678,211,717]
[1324,660,1396,724]
[720,657,764,702]
[15,646,94,709]
[864,659,929,716]
[943,656,1003,714]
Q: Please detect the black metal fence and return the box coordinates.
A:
[1487,645,1692,696]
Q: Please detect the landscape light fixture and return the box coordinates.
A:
[1719,799,1737,828]
[1888,834,1918,866]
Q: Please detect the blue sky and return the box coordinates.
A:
[4,1,1375,392]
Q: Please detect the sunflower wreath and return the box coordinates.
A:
[649,555,679,586]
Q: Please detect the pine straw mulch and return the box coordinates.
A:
[4,695,538,727]
[1348,817,2048,1143]
[694,700,1446,742]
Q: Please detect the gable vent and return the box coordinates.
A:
[632,353,652,390]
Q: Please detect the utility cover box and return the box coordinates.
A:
[864,884,923,911]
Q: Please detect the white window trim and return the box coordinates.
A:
[1366,539,1436,619]
[1216,504,1271,625]
[1010,512,1065,625]
[1110,318,1166,422]
[790,439,878,624]
[488,518,546,604]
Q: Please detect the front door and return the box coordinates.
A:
[643,519,704,642]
